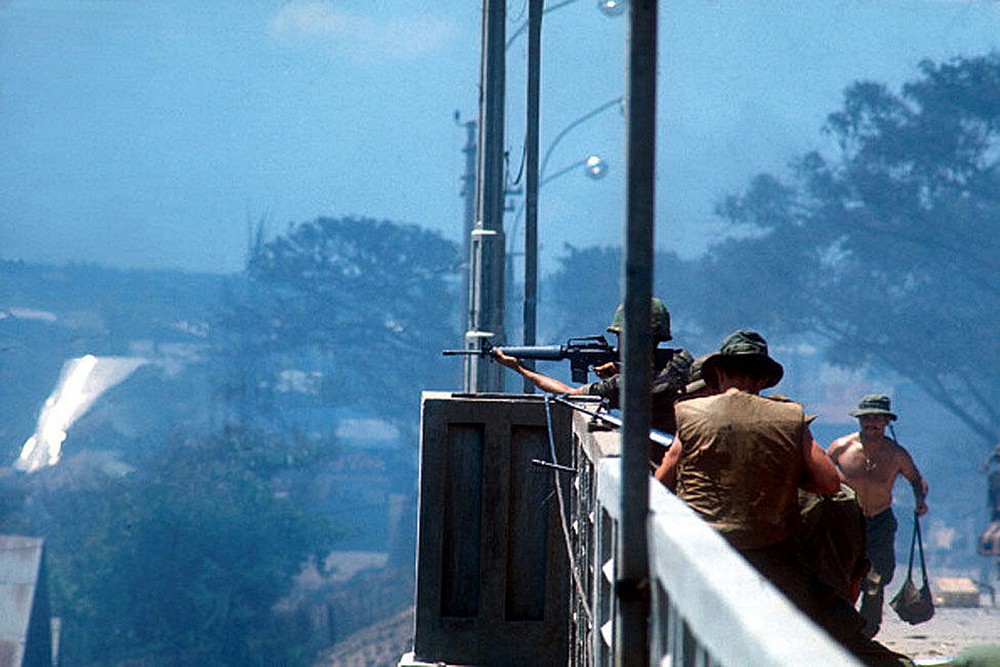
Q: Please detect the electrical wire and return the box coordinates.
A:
[543,392,594,626]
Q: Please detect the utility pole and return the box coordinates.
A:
[617,0,657,665]
[521,0,542,393]
[464,0,507,392]
[458,116,477,363]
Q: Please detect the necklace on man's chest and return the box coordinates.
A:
[860,442,880,472]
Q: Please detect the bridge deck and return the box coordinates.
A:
[878,605,1000,664]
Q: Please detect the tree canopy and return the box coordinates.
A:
[539,243,706,354]
[11,428,335,666]
[219,216,461,431]
[690,54,1000,446]
[0,216,463,665]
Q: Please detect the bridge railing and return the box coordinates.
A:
[571,409,862,667]
[403,393,862,666]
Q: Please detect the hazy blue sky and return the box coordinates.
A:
[2,0,999,274]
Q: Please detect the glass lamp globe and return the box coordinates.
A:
[598,0,626,17]
[584,155,607,180]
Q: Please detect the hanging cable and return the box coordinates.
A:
[543,393,594,625]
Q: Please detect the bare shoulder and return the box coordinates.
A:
[887,437,917,463]
[828,432,859,454]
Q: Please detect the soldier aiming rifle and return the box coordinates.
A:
[443,334,618,384]
[445,298,692,464]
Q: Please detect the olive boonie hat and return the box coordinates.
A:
[850,394,897,421]
[606,297,672,342]
[701,329,784,389]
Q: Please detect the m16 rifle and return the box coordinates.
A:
[442,335,618,383]
[548,394,674,451]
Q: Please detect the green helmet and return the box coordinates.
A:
[606,297,672,342]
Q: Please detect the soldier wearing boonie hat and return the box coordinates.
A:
[828,393,929,639]
[655,332,855,619]
[656,329,833,541]
[850,394,897,421]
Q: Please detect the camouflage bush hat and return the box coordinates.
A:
[700,329,784,389]
[849,394,897,421]
[606,297,672,342]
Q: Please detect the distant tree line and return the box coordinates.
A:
[543,54,1000,451]
[2,52,998,666]
[1,216,462,666]
[221,215,461,435]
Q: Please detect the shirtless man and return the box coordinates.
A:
[828,393,929,638]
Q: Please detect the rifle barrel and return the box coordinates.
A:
[495,344,565,360]
[550,395,673,450]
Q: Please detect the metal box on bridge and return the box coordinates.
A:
[410,392,572,666]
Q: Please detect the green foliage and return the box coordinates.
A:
[692,54,1000,445]
[218,216,461,430]
[1,219,456,664]
[37,429,336,666]
[542,243,710,349]
[542,244,623,341]
[543,55,1000,446]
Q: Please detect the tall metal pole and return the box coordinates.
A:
[459,117,477,362]
[617,0,657,664]
[464,0,507,392]
[522,0,542,393]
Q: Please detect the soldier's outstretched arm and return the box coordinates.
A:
[492,350,582,395]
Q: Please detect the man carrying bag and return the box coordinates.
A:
[890,512,935,624]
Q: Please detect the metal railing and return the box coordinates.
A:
[570,409,862,666]
[404,394,863,666]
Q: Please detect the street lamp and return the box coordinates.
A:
[597,0,627,17]
[539,96,624,180]
[506,155,608,366]
[461,0,625,392]
[506,0,625,49]
[539,153,607,187]
[515,95,623,377]
[507,150,609,264]
[585,154,608,179]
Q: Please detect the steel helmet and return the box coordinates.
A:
[606,298,672,342]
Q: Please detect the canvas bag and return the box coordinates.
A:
[889,512,935,624]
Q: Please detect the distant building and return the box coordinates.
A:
[0,535,55,667]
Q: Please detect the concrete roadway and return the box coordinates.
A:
[877,604,1000,665]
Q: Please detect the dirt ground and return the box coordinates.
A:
[877,601,1000,665]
